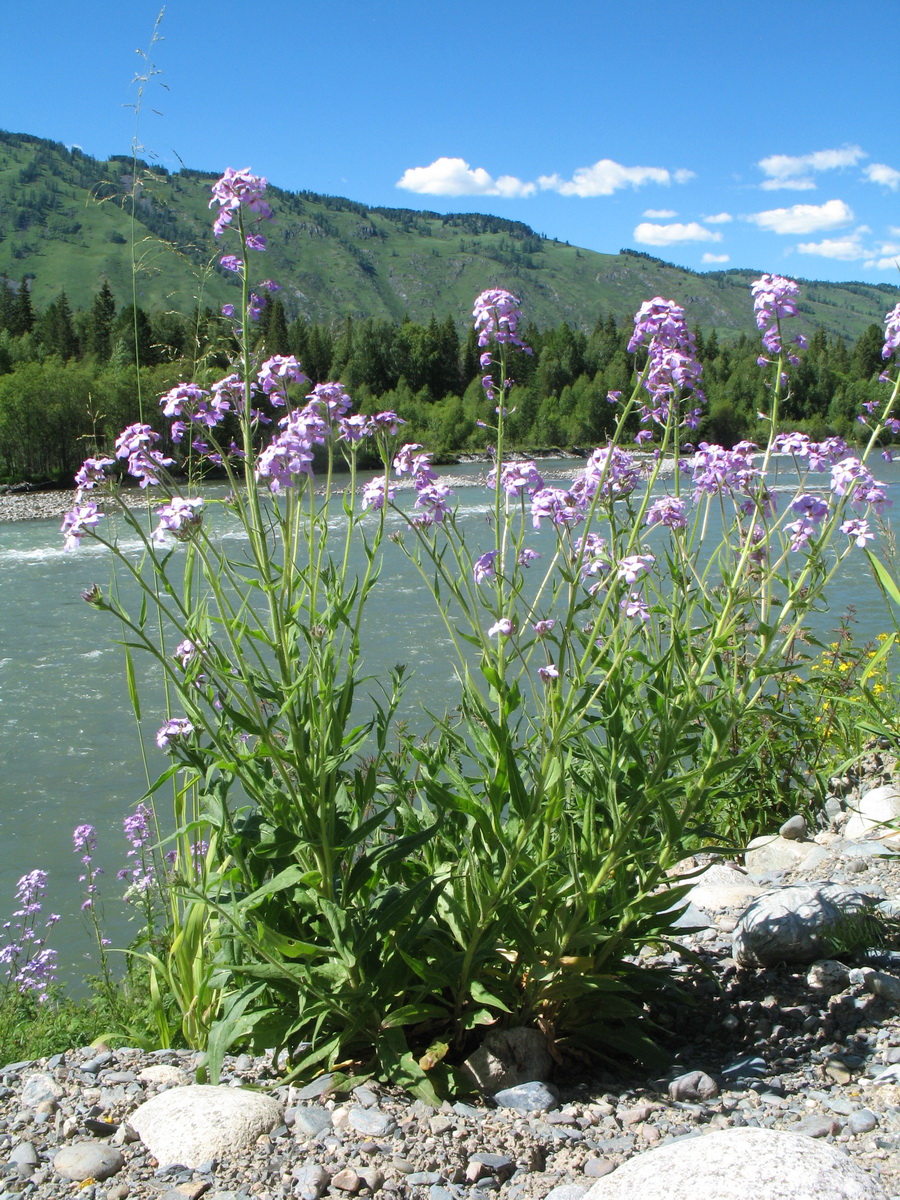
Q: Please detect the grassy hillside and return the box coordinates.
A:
[0,129,898,341]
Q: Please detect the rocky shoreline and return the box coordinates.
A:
[4,761,900,1198]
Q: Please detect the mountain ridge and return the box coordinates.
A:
[0,128,897,341]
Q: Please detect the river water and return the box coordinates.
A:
[1,457,898,984]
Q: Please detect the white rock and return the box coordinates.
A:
[129,1084,282,1169]
[806,959,851,993]
[843,785,900,848]
[581,1126,886,1199]
[137,1064,191,1087]
[744,834,818,873]
[732,882,872,967]
[460,1027,553,1093]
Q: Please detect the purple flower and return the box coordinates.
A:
[152,497,204,546]
[488,617,515,638]
[361,477,395,511]
[257,356,309,404]
[750,275,801,365]
[220,255,243,273]
[369,410,406,436]
[209,167,272,238]
[73,825,96,854]
[645,496,688,529]
[627,297,705,421]
[159,382,208,419]
[533,619,555,636]
[307,382,353,421]
[221,303,235,318]
[61,501,101,551]
[620,593,650,622]
[338,414,372,444]
[616,554,654,584]
[488,461,545,496]
[412,483,454,524]
[244,233,267,252]
[840,518,875,548]
[518,548,542,567]
[538,664,559,682]
[882,302,900,360]
[74,456,115,494]
[473,550,499,584]
[247,293,266,322]
[473,290,530,352]
[156,717,195,750]
[576,446,640,501]
[174,639,199,669]
[114,422,158,459]
[128,448,175,489]
[530,487,584,530]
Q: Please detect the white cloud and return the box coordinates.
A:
[757,145,866,190]
[643,208,677,219]
[538,158,690,197]
[864,256,900,271]
[633,221,723,247]
[702,253,730,264]
[396,157,535,198]
[864,163,900,191]
[702,212,733,224]
[796,237,866,261]
[747,198,854,235]
[674,169,696,185]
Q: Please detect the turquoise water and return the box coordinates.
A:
[0,457,898,982]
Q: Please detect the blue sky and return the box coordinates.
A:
[3,0,899,284]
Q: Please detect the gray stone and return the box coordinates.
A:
[52,1143,125,1183]
[807,958,852,993]
[865,970,900,1003]
[332,1168,362,1193]
[721,1055,768,1083]
[666,1071,719,1101]
[7,1143,38,1169]
[744,835,819,874]
[129,1084,282,1169]
[493,1081,559,1113]
[849,1109,878,1135]
[794,1114,841,1137]
[732,882,874,967]
[292,1104,332,1137]
[293,1163,329,1200]
[544,1187,588,1200]
[19,1074,63,1108]
[583,1157,615,1179]
[294,1073,337,1100]
[138,1064,191,1087]
[581,1126,887,1198]
[347,1106,396,1136]
[780,815,809,841]
[460,1027,553,1094]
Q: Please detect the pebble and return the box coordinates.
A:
[53,1141,125,1181]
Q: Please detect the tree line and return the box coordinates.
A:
[0,275,891,484]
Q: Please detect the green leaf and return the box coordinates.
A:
[468,980,512,1013]
[867,551,900,609]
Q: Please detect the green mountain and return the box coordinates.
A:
[1,128,897,341]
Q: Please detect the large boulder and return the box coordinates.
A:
[744,834,821,874]
[732,882,873,967]
[843,785,900,849]
[128,1084,282,1168]
[580,1126,886,1199]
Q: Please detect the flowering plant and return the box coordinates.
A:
[62,171,900,1089]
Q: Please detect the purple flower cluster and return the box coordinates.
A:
[645,496,688,530]
[156,717,194,751]
[751,275,802,366]
[151,497,204,546]
[472,289,531,403]
[883,302,900,361]
[119,804,155,895]
[627,297,704,429]
[113,423,174,488]
[0,870,59,1002]
[258,356,309,406]
[61,501,101,552]
[393,442,454,525]
[487,461,545,496]
[688,441,762,501]
[209,167,272,240]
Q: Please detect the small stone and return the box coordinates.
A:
[347,1106,396,1137]
[353,1086,379,1107]
[53,1143,125,1182]
[294,1073,337,1100]
[293,1163,329,1200]
[543,1187,587,1200]
[806,959,851,993]
[293,1105,332,1137]
[492,1081,559,1113]
[583,1156,615,1179]
[7,1143,38,1169]
[667,1071,719,1102]
[866,971,900,1004]
[360,1168,384,1192]
[849,1109,878,1135]
[794,1114,841,1138]
[19,1074,63,1108]
[779,815,808,840]
[332,1168,361,1193]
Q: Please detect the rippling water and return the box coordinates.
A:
[1,457,898,982]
